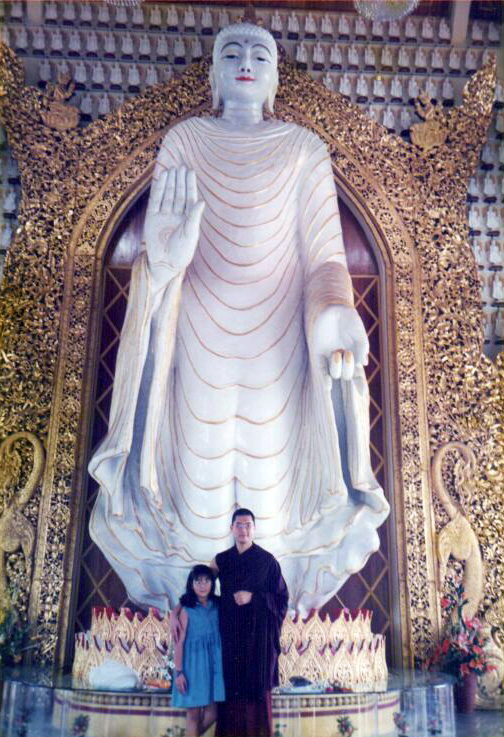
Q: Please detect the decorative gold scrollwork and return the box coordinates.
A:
[432,442,504,706]
[0,432,45,603]
[0,32,501,670]
[40,74,80,131]
[477,595,504,707]
[432,441,483,619]
[476,622,504,708]
[410,91,449,152]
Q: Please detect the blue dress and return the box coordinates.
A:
[171,599,226,708]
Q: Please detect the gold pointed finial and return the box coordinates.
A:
[237,4,263,27]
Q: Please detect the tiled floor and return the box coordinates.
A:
[456,710,504,737]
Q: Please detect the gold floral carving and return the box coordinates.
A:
[431,441,503,705]
[476,623,504,708]
[0,432,45,605]
[40,74,80,132]
[0,34,502,680]
[432,442,484,619]
[410,92,449,152]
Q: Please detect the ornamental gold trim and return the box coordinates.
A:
[432,442,484,620]
[0,432,45,606]
[0,38,502,681]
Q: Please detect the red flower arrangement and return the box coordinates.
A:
[425,583,496,683]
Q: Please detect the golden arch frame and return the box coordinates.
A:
[0,46,502,678]
[61,114,419,667]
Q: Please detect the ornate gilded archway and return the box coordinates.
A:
[0,43,502,696]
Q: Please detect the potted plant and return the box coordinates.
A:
[425,583,496,712]
[0,587,40,712]
[336,715,356,736]
[0,592,31,668]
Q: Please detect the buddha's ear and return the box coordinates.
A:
[266,71,279,114]
[209,66,220,111]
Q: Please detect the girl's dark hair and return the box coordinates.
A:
[180,565,217,608]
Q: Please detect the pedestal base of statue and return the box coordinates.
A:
[1,669,456,737]
[52,690,400,737]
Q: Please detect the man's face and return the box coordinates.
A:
[215,33,277,108]
[231,514,255,546]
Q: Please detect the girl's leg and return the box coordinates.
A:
[200,702,217,735]
[186,707,200,737]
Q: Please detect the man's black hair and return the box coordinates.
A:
[231,508,256,525]
[179,564,217,608]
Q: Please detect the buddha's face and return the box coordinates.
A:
[214,32,277,108]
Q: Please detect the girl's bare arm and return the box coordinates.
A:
[174,607,188,670]
[170,602,183,643]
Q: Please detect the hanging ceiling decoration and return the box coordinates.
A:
[354,0,420,21]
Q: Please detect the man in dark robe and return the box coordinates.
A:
[212,508,289,737]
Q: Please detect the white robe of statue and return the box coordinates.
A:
[89,24,389,615]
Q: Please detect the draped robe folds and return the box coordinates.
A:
[89,117,390,615]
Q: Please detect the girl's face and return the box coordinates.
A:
[193,575,212,600]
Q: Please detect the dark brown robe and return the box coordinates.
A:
[215,543,289,737]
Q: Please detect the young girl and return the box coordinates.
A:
[172,565,225,737]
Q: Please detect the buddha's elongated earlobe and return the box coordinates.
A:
[266,87,276,114]
[266,74,278,114]
[209,66,220,111]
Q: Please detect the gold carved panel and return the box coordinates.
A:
[0,40,502,672]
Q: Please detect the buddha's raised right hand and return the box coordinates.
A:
[144,165,205,289]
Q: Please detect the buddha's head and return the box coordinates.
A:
[210,23,279,113]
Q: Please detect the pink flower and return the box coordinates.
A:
[457,632,469,648]
[464,617,482,631]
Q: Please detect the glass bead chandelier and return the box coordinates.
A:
[354,0,420,22]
